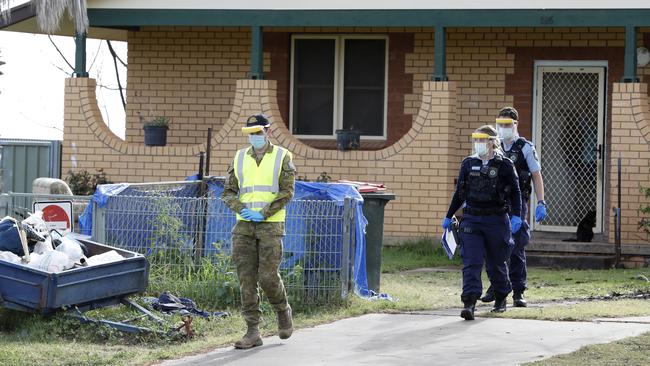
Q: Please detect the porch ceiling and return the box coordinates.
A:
[87,9,650,27]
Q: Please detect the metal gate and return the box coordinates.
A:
[533,65,605,233]
[0,139,61,194]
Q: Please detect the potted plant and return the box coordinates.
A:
[143,116,170,146]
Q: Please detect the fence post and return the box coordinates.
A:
[341,197,354,299]
[92,201,106,242]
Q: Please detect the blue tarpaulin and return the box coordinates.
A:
[78,179,373,297]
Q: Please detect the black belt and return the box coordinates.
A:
[463,206,507,216]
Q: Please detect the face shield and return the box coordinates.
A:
[472,132,491,157]
[495,118,516,140]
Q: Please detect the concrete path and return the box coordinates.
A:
[157,312,650,366]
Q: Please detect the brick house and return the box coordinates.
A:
[3,2,650,259]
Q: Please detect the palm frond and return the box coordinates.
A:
[1,0,12,24]
[33,0,88,34]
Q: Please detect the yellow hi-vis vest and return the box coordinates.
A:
[233,145,289,222]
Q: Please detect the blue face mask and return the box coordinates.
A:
[248,134,267,149]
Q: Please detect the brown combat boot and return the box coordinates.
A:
[234,324,263,349]
[277,305,293,339]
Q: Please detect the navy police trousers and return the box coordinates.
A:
[459,213,513,298]
[485,200,530,292]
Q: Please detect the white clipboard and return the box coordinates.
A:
[441,228,458,260]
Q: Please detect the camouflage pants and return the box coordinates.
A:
[232,221,289,326]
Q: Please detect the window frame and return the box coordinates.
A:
[289,34,389,140]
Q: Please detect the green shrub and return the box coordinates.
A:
[143,116,170,128]
[65,169,111,195]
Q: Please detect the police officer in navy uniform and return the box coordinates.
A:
[480,107,547,307]
[442,125,523,320]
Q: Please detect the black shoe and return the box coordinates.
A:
[492,293,508,313]
[460,294,478,321]
[513,291,528,307]
[480,286,495,303]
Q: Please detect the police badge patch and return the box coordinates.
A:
[488,167,498,178]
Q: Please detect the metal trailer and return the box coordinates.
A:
[0,237,166,334]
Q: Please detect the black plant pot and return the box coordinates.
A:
[335,129,361,151]
[144,126,168,146]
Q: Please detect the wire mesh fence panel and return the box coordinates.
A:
[93,187,353,309]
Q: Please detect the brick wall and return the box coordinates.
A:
[62,78,457,240]
[64,26,650,243]
[610,83,650,244]
[125,27,268,146]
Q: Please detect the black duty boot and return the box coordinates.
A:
[480,285,495,303]
[460,294,478,320]
[513,291,528,307]
[492,293,508,313]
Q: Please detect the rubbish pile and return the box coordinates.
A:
[336,180,387,193]
[0,212,124,272]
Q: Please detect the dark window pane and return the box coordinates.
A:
[293,39,335,135]
[343,39,386,136]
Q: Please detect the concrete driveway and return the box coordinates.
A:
[157,311,650,366]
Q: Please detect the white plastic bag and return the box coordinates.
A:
[21,211,49,240]
[26,250,73,272]
[86,250,124,266]
[0,251,21,264]
[55,236,85,264]
[33,236,54,254]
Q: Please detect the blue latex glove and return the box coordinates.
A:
[535,203,547,222]
[248,211,265,222]
[241,208,265,222]
[240,208,255,220]
[442,217,452,230]
[510,215,522,234]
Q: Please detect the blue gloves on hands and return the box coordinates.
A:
[510,215,522,234]
[442,217,452,230]
[535,203,547,222]
[240,208,265,222]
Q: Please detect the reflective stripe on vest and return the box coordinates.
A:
[233,145,288,222]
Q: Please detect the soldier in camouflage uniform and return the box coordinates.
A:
[221,114,296,349]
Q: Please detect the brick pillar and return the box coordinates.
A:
[610,83,650,244]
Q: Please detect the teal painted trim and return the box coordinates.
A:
[74,32,89,77]
[251,26,263,80]
[433,26,447,81]
[622,25,638,82]
[89,9,650,27]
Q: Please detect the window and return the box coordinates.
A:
[290,35,388,139]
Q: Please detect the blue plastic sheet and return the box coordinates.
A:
[80,179,373,297]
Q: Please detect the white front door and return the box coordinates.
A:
[533,64,605,233]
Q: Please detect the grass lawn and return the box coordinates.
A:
[2,238,650,366]
[524,331,650,366]
[483,299,650,321]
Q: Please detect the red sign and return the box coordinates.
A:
[33,201,73,234]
